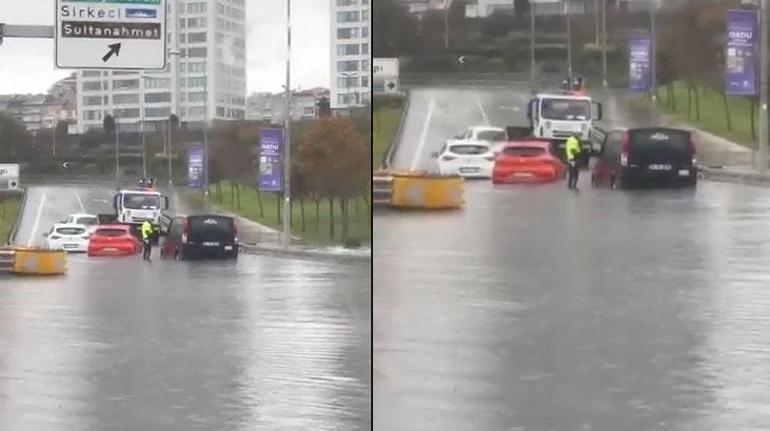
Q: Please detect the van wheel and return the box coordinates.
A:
[174,249,182,261]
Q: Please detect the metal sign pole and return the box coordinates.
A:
[282,0,292,249]
[759,0,769,172]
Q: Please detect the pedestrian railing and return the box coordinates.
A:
[0,249,15,273]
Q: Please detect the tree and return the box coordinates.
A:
[373,0,420,56]
[316,97,332,118]
[0,113,31,161]
[296,117,368,242]
[514,0,530,16]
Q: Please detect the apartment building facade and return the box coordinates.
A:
[76,0,247,133]
[330,0,371,110]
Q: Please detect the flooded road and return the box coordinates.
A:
[374,85,770,430]
[1,185,371,430]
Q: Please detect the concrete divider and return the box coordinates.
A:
[11,248,67,276]
[390,173,464,210]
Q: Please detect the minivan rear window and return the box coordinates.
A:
[76,217,98,226]
[630,129,690,153]
[449,145,488,155]
[503,147,546,157]
[189,216,234,236]
[56,227,86,235]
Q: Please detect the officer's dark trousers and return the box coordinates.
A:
[143,239,152,260]
[567,161,579,189]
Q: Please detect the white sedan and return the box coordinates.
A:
[433,141,496,178]
[448,126,508,153]
[63,213,99,233]
[44,224,90,253]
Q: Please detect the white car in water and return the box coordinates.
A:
[44,224,91,253]
[447,126,508,152]
[433,141,496,178]
[63,213,99,233]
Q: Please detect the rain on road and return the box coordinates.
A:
[1,184,371,430]
[375,85,770,430]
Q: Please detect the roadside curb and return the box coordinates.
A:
[383,90,410,170]
[698,166,770,186]
[239,244,370,265]
[6,188,28,246]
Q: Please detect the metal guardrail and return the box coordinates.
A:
[5,187,26,246]
[373,173,393,206]
[0,249,15,273]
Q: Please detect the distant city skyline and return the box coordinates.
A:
[0,0,329,95]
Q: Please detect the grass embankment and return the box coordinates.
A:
[200,182,371,246]
[0,197,22,244]
[373,97,404,170]
[639,81,757,148]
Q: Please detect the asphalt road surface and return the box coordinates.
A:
[375,86,770,430]
[1,185,371,430]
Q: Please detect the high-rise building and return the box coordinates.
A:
[76,0,247,133]
[330,0,371,110]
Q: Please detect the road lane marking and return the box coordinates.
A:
[476,93,489,125]
[411,98,435,171]
[27,193,47,247]
[76,192,85,213]
[498,106,521,112]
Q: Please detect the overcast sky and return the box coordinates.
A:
[0,0,329,95]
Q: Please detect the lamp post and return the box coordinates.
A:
[282,0,292,248]
[602,0,608,87]
[758,0,769,172]
[530,0,536,83]
[567,0,573,77]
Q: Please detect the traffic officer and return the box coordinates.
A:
[565,134,582,190]
[141,220,154,261]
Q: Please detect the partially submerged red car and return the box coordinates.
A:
[88,225,141,257]
[492,140,567,184]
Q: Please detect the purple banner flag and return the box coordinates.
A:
[259,128,283,192]
[628,34,651,93]
[187,144,204,190]
[725,10,757,96]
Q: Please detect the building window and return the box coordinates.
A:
[337,44,360,56]
[83,71,101,78]
[114,108,140,119]
[362,10,369,20]
[337,11,359,23]
[113,93,139,104]
[187,18,206,28]
[188,92,206,103]
[145,92,171,103]
[361,60,369,71]
[187,47,207,58]
[187,62,206,73]
[145,78,170,89]
[304,107,315,116]
[340,59,360,72]
[189,106,206,117]
[337,76,359,88]
[362,26,369,38]
[114,79,139,91]
[185,77,207,88]
[362,76,369,87]
[337,28,359,39]
[84,96,102,106]
[84,110,103,121]
[145,107,171,118]
[83,81,102,91]
[362,43,369,55]
[216,106,225,117]
[337,0,357,6]
[188,32,207,43]
[188,2,206,13]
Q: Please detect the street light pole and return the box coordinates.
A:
[52,120,57,160]
[140,73,147,179]
[282,0,292,248]
[650,5,657,102]
[567,0,573,77]
[444,0,453,50]
[115,121,121,188]
[758,0,768,172]
[203,63,210,197]
[530,0,536,83]
[602,0,608,87]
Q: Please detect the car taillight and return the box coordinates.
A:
[441,155,457,161]
[232,221,238,243]
[689,137,697,165]
[182,219,189,244]
[620,131,630,167]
